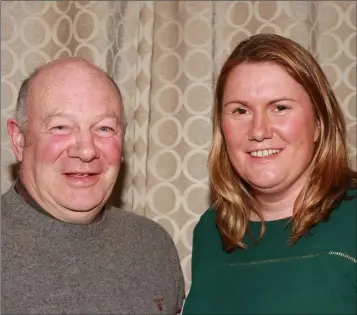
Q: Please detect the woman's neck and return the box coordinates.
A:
[250,176,308,222]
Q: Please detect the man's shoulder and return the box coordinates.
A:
[1,186,23,220]
[106,205,166,230]
[1,186,17,205]
[106,206,175,245]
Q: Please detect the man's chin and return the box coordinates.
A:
[53,198,105,220]
[57,206,103,224]
[55,190,107,212]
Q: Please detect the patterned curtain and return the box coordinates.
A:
[2,1,356,292]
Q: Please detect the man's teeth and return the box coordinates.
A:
[250,149,280,157]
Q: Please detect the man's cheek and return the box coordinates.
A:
[38,138,71,164]
[99,141,122,165]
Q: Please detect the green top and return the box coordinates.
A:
[183,191,357,314]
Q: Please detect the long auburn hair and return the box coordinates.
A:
[209,33,357,252]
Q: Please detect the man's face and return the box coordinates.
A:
[14,61,123,223]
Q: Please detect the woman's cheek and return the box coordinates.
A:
[275,117,306,140]
[222,121,245,146]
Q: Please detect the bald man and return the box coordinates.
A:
[2,58,185,314]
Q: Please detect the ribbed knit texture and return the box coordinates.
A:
[1,186,185,314]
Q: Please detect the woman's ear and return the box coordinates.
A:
[7,118,25,162]
[314,119,320,142]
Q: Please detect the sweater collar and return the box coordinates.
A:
[4,183,110,239]
[14,177,105,223]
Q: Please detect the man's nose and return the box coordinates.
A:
[247,113,273,142]
[67,132,100,162]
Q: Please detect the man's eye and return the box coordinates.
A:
[49,125,71,134]
[99,126,114,131]
[53,125,67,130]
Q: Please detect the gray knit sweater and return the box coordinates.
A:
[1,186,185,314]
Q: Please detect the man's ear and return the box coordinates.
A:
[7,118,25,162]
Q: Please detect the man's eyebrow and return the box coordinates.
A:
[95,112,120,123]
[40,111,120,122]
[40,112,68,124]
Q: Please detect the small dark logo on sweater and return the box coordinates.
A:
[153,297,164,312]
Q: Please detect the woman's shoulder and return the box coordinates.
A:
[323,188,357,249]
[192,207,221,244]
[195,207,217,232]
[332,187,357,219]
[192,207,223,256]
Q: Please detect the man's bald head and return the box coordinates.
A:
[8,58,126,224]
[16,57,125,133]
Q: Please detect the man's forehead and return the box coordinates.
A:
[25,58,123,119]
[41,110,121,121]
[28,68,119,104]
[35,57,99,76]
[28,59,107,93]
[32,68,102,90]
[26,83,122,119]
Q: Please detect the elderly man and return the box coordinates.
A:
[1,58,185,314]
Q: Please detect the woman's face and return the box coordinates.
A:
[221,62,319,196]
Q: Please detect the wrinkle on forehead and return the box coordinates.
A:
[40,110,120,124]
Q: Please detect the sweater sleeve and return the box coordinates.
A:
[166,233,185,313]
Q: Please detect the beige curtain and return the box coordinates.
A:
[2,1,356,292]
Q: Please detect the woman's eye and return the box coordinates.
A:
[275,105,288,111]
[233,108,247,115]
